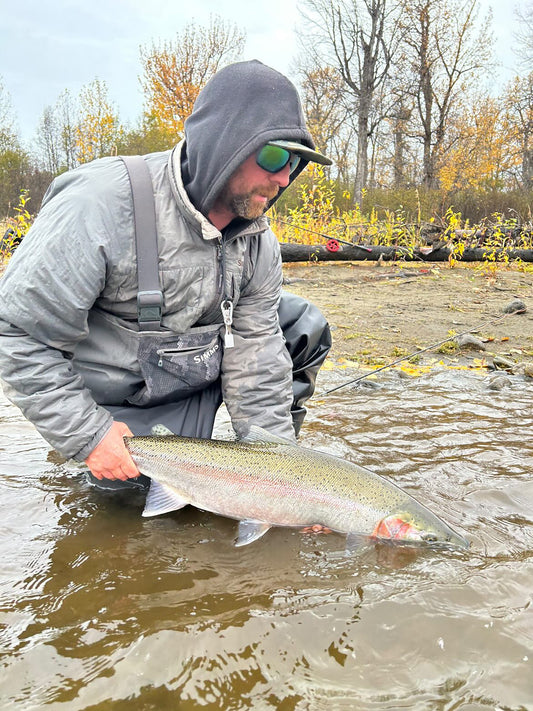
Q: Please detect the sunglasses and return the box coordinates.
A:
[256,144,301,174]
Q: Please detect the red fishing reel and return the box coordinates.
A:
[326,239,340,252]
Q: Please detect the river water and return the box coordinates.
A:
[0,366,532,710]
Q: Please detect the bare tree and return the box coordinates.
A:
[35,89,78,174]
[0,77,17,152]
[298,0,399,200]
[398,0,492,188]
[514,1,533,70]
[503,73,533,188]
[298,63,356,184]
[57,90,78,172]
[36,106,61,174]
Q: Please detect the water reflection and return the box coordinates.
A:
[0,368,532,709]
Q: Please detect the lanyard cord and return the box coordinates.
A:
[219,235,235,348]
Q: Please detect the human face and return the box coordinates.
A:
[210,149,294,227]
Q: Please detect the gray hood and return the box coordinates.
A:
[181,59,315,216]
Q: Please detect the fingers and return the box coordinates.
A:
[91,464,136,481]
[85,420,141,481]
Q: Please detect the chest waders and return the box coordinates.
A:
[100,156,331,465]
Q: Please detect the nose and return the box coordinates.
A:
[270,163,291,188]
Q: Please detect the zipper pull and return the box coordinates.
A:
[221,299,235,348]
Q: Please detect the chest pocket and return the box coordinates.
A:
[127,323,223,407]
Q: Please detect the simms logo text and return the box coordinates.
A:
[194,343,220,364]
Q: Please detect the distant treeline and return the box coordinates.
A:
[3,3,533,225]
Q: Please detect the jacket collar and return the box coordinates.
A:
[168,141,270,241]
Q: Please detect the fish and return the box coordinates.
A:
[124,427,469,550]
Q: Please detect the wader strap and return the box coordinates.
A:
[121,155,163,331]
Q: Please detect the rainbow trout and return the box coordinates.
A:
[124,427,468,549]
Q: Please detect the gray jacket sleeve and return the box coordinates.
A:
[0,161,131,460]
[221,230,296,442]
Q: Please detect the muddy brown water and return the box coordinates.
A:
[1,368,532,710]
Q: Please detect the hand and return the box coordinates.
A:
[85,420,140,481]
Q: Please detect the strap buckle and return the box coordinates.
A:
[137,290,163,329]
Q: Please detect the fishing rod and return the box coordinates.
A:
[322,308,524,395]
[272,217,366,249]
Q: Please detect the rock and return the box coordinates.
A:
[360,379,381,389]
[456,333,486,351]
[486,374,511,390]
[503,299,526,314]
[397,369,413,379]
[523,363,533,379]
[493,355,516,372]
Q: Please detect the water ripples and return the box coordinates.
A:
[1,370,532,710]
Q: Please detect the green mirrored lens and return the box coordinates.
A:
[257,145,291,173]
[256,145,301,174]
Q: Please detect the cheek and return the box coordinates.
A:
[231,159,268,192]
[224,153,277,199]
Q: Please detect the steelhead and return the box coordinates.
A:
[124,427,469,549]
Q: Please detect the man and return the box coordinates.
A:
[0,60,331,487]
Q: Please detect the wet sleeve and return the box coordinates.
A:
[0,170,119,460]
[220,231,296,442]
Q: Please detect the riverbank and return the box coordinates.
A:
[282,260,533,376]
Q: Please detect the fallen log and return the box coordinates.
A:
[279,243,533,263]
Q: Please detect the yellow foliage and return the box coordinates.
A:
[75,78,122,164]
[438,96,514,192]
[141,48,201,137]
[139,16,245,139]
[1,190,33,264]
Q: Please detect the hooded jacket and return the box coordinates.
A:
[0,60,316,460]
[182,59,313,215]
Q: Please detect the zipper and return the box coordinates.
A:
[221,298,234,348]
[198,237,234,348]
[198,239,224,325]
[157,346,207,367]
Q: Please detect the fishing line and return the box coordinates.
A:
[321,308,524,395]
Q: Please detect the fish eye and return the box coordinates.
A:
[421,532,438,543]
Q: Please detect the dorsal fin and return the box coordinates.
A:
[150,423,174,436]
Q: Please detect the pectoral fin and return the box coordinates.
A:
[142,480,189,517]
[345,532,369,554]
[235,520,271,547]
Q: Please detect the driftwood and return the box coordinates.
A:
[279,243,533,263]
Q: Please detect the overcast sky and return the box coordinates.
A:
[0,0,524,145]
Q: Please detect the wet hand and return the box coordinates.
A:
[85,421,140,481]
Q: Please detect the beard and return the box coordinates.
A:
[218,185,278,220]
